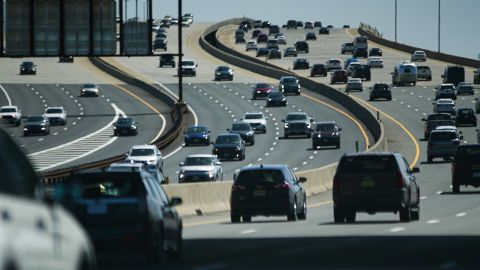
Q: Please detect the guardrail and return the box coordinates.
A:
[38,57,187,183]
[162,19,388,216]
[359,23,480,68]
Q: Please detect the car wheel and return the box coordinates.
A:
[287,201,298,221]
[427,156,433,163]
[424,133,429,140]
[166,231,183,261]
[336,142,340,149]
[230,211,241,223]
[345,210,356,223]
[410,205,420,221]
[452,183,460,193]
[399,206,411,222]
[23,132,28,136]
[298,200,307,220]
[146,230,164,263]
[184,142,189,147]
[242,216,252,222]
[285,133,289,138]
[113,132,118,136]
[333,206,345,223]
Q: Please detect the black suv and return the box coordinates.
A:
[230,164,307,222]
[294,41,309,53]
[293,58,310,70]
[353,47,368,58]
[306,32,316,41]
[312,121,341,149]
[23,115,50,136]
[351,64,371,81]
[333,152,420,223]
[451,144,480,193]
[20,61,37,75]
[58,170,183,261]
[159,54,175,68]
[287,20,297,29]
[153,38,167,51]
[228,122,255,145]
[282,112,314,138]
[421,113,454,140]
[369,47,383,56]
[212,133,246,160]
[319,27,329,35]
[279,76,301,95]
[455,108,477,127]
[369,83,392,101]
[113,117,139,136]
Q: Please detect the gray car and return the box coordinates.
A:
[282,112,314,138]
[427,128,463,163]
[178,154,223,183]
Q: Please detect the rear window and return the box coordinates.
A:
[0,108,16,113]
[455,146,480,159]
[236,169,284,187]
[64,174,145,199]
[338,156,396,174]
[430,132,457,141]
[130,149,154,156]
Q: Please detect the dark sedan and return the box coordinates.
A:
[212,133,246,160]
[252,83,273,99]
[310,64,327,77]
[23,115,50,136]
[279,76,301,95]
[306,32,317,41]
[184,125,211,146]
[228,122,255,145]
[256,47,269,57]
[455,108,477,127]
[284,47,298,57]
[369,47,383,56]
[20,61,37,75]
[113,117,138,136]
[330,70,348,84]
[319,27,329,35]
[312,121,341,149]
[293,58,310,70]
[256,33,268,43]
[214,66,234,81]
[266,92,287,107]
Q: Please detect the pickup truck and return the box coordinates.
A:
[0,106,22,126]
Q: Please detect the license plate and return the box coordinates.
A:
[87,203,107,215]
[254,190,266,196]
[361,180,375,187]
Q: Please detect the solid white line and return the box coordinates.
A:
[389,226,405,232]
[0,84,12,106]
[241,229,257,234]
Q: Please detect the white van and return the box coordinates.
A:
[392,61,418,86]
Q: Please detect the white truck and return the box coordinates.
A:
[0,105,22,126]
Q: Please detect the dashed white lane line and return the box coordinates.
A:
[389,227,405,233]
[302,161,308,165]
[241,229,257,234]
[420,196,428,200]
[427,219,440,224]
[38,138,44,142]
[456,212,467,217]
[293,167,298,171]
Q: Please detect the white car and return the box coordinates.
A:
[367,56,384,68]
[242,112,267,133]
[181,59,197,76]
[0,105,22,126]
[44,106,67,125]
[411,50,427,61]
[345,78,363,92]
[433,98,456,115]
[325,58,342,71]
[125,144,164,171]
[246,40,258,51]
[80,83,99,97]
[346,62,361,76]
[275,33,287,45]
[0,128,96,270]
[178,154,223,183]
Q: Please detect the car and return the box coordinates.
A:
[284,47,298,57]
[242,112,267,133]
[427,128,463,163]
[286,20,297,29]
[333,152,420,223]
[159,54,175,67]
[314,21,322,28]
[251,29,262,38]
[346,78,363,92]
[23,115,50,136]
[330,70,348,84]
[0,127,97,270]
[417,65,432,81]
[256,33,268,43]
[184,125,211,146]
[442,65,465,86]
[266,39,279,50]
[455,108,477,126]
[214,66,234,81]
[212,133,246,160]
[433,99,456,115]
[411,50,427,61]
[282,112,314,138]
[369,83,392,101]
[421,113,454,140]
[343,57,359,69]
[262,21,271,28]
[310,63,327,77]
[456,82,474,95]
[293,58,310,70]
[346,62,361,76]
[343,24,350,28]
[353,47,368,58]
[0,105,22,126]
[351,64,372,81]
[235,35,246,44]
[266,91,287,107]
[304,21,314,29]
[312,121,341,149]
[160,18,170,28]
[179,154,223,183]
[367,56,384,68]
[183,13,194,23]
[156,28,167,34]
[268,25,280,36]
[235,29,245,37]
[305,32,316,41]
[246,40,258,51]
[44,106,67,126]
[435,84,457,100]
[252,83,273,99]
[239,20,250,30]
[108,161,166,184]
[326,58,342,71]
[341,42,355,54]
[369,47,383,56]
[59,55,74,62]
[275,33,287,44]
[279,76,301,95]
[181,59,197,76]
[474,68,480,84]
[125,144,163,171]
[294,41,309,53]
[319,27,329,34]
[451,144,480,193]
[58,169,183,261]
[296,21,304,28]
[267,48,282,59]
[80,83,99,97]
[230,164,307,222]
[19,61,36,75]
[228,121,255,145]
[256,47,269,57]
[252,20,262,28]
[153,38,167,51]
[113,117,138,136]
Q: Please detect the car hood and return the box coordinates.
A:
[181,165,215,172]
[243,119,266,125]
[182,65,196,69]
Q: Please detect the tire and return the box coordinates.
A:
[333,206,345,223]
[452,183,460,193]
[427,156,433,163]
[345,210,356,223]
[242,216,252,222]
[399,206,411,222]
[146,230,164,264]
[231,211,241,223]
[184,142,189,147]
[312,143,317,149]
[298,200,307,220]
[410,205,420,221]
[336,142,340,149]
[424,133,429,140]
[285,133,289,138]
[287,201,298,221]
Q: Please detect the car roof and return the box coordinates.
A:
[182,58,195,62]
[435,125,457,130]
[46,106,64,110]
[342,152,399,158]
[131,144,157,150]
[440,83,454,86]
[217,133,240,137]
[436,99,454,104]
[287,112,307,116]
[239,164,287,171]
[109,161,144,168]
[280,76,297,80]
[186,154,216,159]
[315,121,337,125]
[348,78,362,82]
[245,112,263,115]
[431,129,457,134]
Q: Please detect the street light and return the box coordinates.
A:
[438,0,441,52]
[394,0,397,43]
[178,0,183,103]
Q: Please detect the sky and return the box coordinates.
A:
[127,0,479,60]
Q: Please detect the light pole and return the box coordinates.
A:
[437,0,441,52]
[125,0,128,20]
[178,0,183,102]
[394,0,397,43]
[135,0,138,21]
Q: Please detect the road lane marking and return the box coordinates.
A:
[389,227,405,232]
[456,212,466,217]
[0,84,12,105]
[241,229,257,234]
[427,219,440,224]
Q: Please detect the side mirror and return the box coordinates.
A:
[298,177,307,183]
[215,161,221,166]
[460,135,464,140]
[338,127,342,131]
[281,119,285,122]
[421,118,426,121]
[169,197,183,207]
[179,162,184,166]
[411,167,420,174]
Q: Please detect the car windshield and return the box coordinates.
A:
[286,114,307,121]
[232,123,251,131]
[329,60,340,64]
[129,149,154,156]
[0,108,15,113]
[269,92,283,98]
[187,126,207,133]
[282,78,297,84]
[27,116,44,122]
[245,114,262,120]
[117,118,133,124]
[217,66,230,71]
[236,169,284,187]
[428,114,451,120]
[67,175,144,198]
[182,61,195,66]
[256,83,271,89]
[83,84,96,88]
[216,135,240,144]
[184,157,214,166]
[430,132,457,141]
[22,62,34,66]
[46,108,63,114]
[316,124,335,132]
[339,156,396,174]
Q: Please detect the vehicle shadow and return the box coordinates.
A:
[319,220,401,226]
[440,191,480,195]
[419,159,452,165]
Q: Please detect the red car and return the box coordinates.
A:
[310,64,327,77]
[330,70,348,84]
[252,83,274,99]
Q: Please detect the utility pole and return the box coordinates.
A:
[395,0,397,43]
[178,0,183,102]
[135,0,138,21]
[438,0,441,52]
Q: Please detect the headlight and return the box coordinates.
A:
[203,134,208,138]
[257,91,261,94]
[317,134,321,138]
[284,123,289,128]
[268,98,272,101]
[131,125,137,129]
[23,128,28,131]
[208,172,214,178]
[41,127,46,130]
[216,72,221,75]
[306,123,311,128]
[282,98,286,101]
[113,126,117,129]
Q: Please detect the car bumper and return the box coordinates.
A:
[312,137,339,146]
[185,137,209,144]
[180,172,215,183]
[114,127,136,135]
[427,146,458,157]
[231,198,291,216]
[285,128,310,136]
[333,192,408,212]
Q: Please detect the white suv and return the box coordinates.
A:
[242,112,267,133]
[125,145,164,171]
[326,58,342,71]
[245,40,258,51]
[181,59,197,76]
[44,106,67,125]
[411,50,427,62]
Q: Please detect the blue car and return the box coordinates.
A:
[184,125,211,146]
[343,57,358,69]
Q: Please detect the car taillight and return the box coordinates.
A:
[333,175,340,190]
[232,184,246,192]
[274,181,291,189]
[396,173,403,188]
